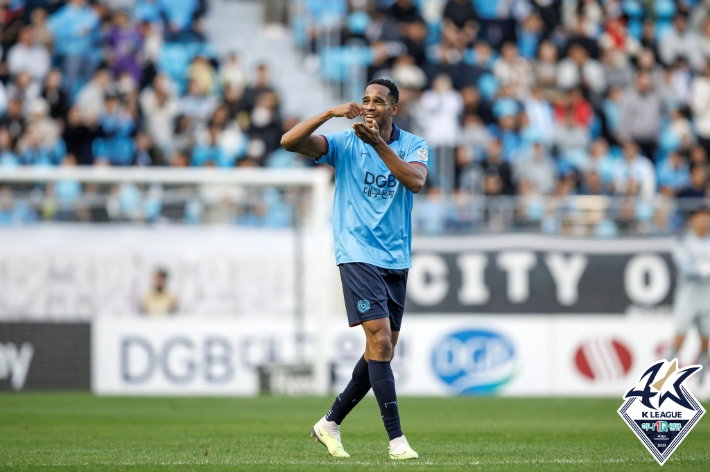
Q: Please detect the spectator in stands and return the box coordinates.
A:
[514,141,556,195]
[249,92,282,156]
[192,123,233,168]
[613,141,656,200]
[17,123,63,166]
[75,66,112,120]
[533,40,559,95]
[586,138,616,186]
[493,42,533,99]
[161,0,205,42]
[0,97,25,142]
[63,106,99,165]
[47,0,100,98]
[42,69,70,121]
[93,92,135,166]
[677,164,709,198]
[552,108,590,156]
[480,138,514,195]
[580,170,607,196]
[7,26,51,84]
[442,0,478,49]
[419,73,463,153]
[618,72,662,162]
[415,186,448,234]
[517,14,544,60]
[187,54,216,96]
[219,52,248,93]
[30,8,54,52]
[104,9,143,83]
[133,132,164,166]
[6,72,41,112]
[601,49,634,91]
[179,78,218,122]
[524,87,553,143]
[657,150,691,193]
[139,74,178,155]
[660,13,703,71]
[388,0,424,25]
[557,43,605,98]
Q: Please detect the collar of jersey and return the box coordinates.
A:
[386,123,401,145]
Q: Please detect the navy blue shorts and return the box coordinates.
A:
[339,262,408,332]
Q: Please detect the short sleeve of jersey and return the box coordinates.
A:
[316,131,350,168]
[405,136,430,169]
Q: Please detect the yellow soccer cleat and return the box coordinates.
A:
[389,435,418,460]
[311,418,350,458]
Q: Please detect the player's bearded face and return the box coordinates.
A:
[362,86,397,128]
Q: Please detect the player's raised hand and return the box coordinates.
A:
[353,120,381,146]
[330,102,362,119]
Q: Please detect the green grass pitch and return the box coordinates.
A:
[0,393,708,471]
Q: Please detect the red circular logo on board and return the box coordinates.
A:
[575,338,633,381]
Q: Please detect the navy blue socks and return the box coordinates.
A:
[324,356,404,440]
[368,359,403,440]
[325,356,371,425]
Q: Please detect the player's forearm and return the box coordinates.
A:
[280,109,334,154]
[373,142,426,193]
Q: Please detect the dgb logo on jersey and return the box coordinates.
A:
[365,172,396,188]
[618,359,705,465]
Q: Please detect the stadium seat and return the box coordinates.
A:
[159,0,198,31]
[654,0,677,19]
[320,46,373,83]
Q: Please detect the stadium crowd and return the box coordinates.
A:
[0,0,709,234]
[0,0,301,173]
[299,0,710,234]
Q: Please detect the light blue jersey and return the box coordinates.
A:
[317,123,429,269]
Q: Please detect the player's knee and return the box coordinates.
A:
[369,332,393,358]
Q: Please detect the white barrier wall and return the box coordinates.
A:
[1,228,689,397]
[0,227,312,319]
[92,315,696,397]
[330,315,692,397]
[92,318,298,396]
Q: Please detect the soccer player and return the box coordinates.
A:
[281,79,428,460]
[667,206,710,400]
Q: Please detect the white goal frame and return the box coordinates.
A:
[0,166,334,395]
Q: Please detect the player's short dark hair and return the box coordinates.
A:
[367,78,399,104]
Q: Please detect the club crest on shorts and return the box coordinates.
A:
[417,148,428,162]
[357,299,370,314]
[617,359,705,465]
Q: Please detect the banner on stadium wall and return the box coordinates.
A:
[0,322,90,391]
[408,235,676,314]
[330,315,688,397]
[0,226,325,320]
[0,229,678,320]
[92,318,299,396]
[93,315,687,397]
